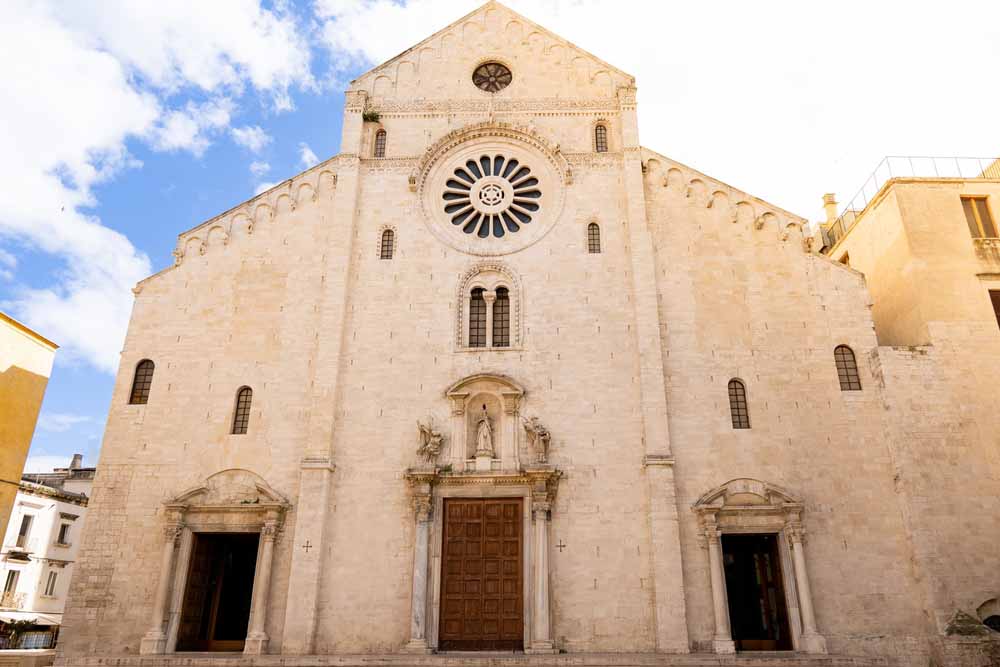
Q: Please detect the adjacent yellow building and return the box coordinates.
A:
[0,312,57,533]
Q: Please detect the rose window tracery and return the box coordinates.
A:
[442,154,541,239]
[472,62,512,93]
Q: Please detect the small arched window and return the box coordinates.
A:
[469,288,487,348]
[373,129,387,158]
[232,387,253,435]
[380,229,394,260]
[594,124,608,153]
[587,223,601,254]
[493,287,510,347]
[834,345,862,391]
[129,360,155,405]
[728,379,750,429]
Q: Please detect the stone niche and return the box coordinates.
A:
[446,373,524,472]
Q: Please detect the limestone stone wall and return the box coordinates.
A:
[642,153,928,659]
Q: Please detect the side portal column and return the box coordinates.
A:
[244,516,280,655]
[527,497,555,654]
[140,520,183,655]
[702,518,735,654]
[788,525,827,653]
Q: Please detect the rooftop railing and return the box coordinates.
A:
[827,156,1000,247]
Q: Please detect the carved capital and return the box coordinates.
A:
[413,495,433,523]
[532,498,551,519]
[261,521,279,541]
[786,523,805,545]
[163,523,184,545]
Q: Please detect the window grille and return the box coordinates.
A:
[728,379,750,429]
[380,229,394,259]
[834,345,862,391]
[232,387,253,435]
[493,288,510,347]
[588,223,601,253]
[374,129,387,158]
[962,196,996,238]
[19,632,54,649]
[129,359,155,405]
[469,288,487,347]
[595,124,608,153]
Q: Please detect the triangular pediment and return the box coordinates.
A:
[349,1,633,102]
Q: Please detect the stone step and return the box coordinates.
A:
[55,653,892,667]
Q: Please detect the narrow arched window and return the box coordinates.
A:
[493,287,510,347]
[129,360,155,405]
[834,345,862,391]
[469,288,486,347]
[588,223,601,253]
[594,124,608,153]
[728,379,750,429]
[373,129,387,158]
[380,229,394,259]
[232,387,253,435]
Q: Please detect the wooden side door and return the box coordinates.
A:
[723,533,792,651]
[440,498,523,650]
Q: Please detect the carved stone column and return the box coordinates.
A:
[244,515,280,655]
[788,524,827,653]
[501,392,521,470]
[140,520,184,655]
[402,493,433,653]
[483,290,496,348]
[527,493,555,654]
[448,393,468,468]
[702,517,735,654]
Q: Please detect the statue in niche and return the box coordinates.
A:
[416,418,445,464]
[474,404,494,458]
[522,416,551,464]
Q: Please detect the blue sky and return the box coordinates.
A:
[5,0,999,472]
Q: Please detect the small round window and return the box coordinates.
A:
[472,62,512,93]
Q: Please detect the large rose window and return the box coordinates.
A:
[441,154,541,239]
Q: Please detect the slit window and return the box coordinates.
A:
[834,345,862,391]
[588,223,602,253]
[43,572,57,597]
[728,379,750,429]
[16,515,33,548]
[380,229,394,259]
[595,124,608,153]
[373,129,386,158]
[469,288,487,348]
[962,196,996,238]
[493,287,510,347]
[56,524,70,545]
[232,387,253,435]
[129,359,155,405]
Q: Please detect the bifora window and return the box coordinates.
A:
[728,379,750,429]
[443,154,541,239]
[493,287,510,347]
[588,223,601,253]
[472,62,512,93]
[962,196,996,238]
[469,288,487,347]
[232,387,253,435]
[129,359,155,405]
[834,345,862,391]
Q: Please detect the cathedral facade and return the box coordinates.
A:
[57,4,999,667]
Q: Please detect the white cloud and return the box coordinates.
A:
[37,412,92,433]
[314,0,1000,220]
[254,181,279,195]
[151,98,234,156]
[249,160,271,177]
[0,0,313,374]
[23,455,76,474]
[298,142,320,169]
[232,124,272,153]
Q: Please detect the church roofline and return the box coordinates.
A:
[348,0,634,89]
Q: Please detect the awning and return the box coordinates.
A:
[0,611,62,626]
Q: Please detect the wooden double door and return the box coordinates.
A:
[722,533,792,651]
[176,533,259,652]
[439,498,523,651]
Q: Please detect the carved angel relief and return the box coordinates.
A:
[522,416,551,464]
[417,418,446,464]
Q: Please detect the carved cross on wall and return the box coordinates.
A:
[556,540,567,553]
[302,540,313,553]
